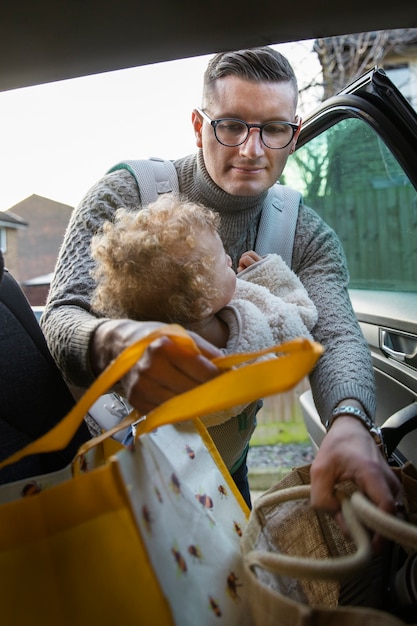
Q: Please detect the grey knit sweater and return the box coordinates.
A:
[42,150,376,442]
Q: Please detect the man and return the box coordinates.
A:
[42,47,400,518]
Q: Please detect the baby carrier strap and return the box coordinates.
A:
[255,184,302,269]
[107,157,179,205]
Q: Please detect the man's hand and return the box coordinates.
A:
[310,416,401,550]
[91,319,222,414]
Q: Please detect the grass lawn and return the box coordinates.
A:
[250,420,310,446]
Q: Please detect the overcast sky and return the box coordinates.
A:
[0,40,320,213]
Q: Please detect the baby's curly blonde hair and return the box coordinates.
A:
[91,195,222,325]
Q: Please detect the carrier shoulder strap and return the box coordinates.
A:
[107,157,179,205]
[255,183,302,269]
[107,159,300,268]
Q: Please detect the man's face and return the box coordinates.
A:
[192,75,300,197]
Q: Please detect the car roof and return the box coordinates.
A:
[2,1,416,92]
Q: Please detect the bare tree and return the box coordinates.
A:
[314,29,417,99]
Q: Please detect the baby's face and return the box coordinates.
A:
[207,233,237,313]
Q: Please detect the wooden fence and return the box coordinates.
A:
[309,184,417,290]
[257,378,311,424]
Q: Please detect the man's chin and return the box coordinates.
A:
[223,181,267,197]
[223,169,274,197]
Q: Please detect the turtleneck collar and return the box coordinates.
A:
[175,150,267,216]
[174,151,269,269]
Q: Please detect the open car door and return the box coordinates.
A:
[287,69,417,466]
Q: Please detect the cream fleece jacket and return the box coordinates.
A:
[227,253,317,351]
[200,253,318,427]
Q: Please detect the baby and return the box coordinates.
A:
[90,194,317,438]
[91,195,317,352]
[91,196,238,349]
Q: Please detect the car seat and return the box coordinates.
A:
[0,250,90,484]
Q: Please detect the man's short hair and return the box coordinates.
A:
[203,46,298,106]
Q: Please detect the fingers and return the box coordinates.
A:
[187,330,224,360]
[92,319,224,415]
[237,250,262,273]
[122,334,221,414]
[310,451,399,514]
[309,417,402,550]
[352,460,401,514]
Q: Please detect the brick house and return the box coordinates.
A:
[0,211,28,277]
[1,194,73,305]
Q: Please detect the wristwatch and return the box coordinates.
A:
[325,405,383,446]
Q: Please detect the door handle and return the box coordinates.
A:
[380,329,417,368]
[380,402,417,458]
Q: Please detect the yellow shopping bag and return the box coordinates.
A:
[0,324,323,626]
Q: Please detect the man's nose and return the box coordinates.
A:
[239,127,265,158]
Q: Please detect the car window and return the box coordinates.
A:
[283,117,417,292]
[31,306,44,323]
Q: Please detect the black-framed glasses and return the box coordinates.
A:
[196,107,299,150]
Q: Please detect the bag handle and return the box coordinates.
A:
[350,490,417,550]
[75,334,323,460]
[245,484,372,580]
[134,335,322,437]
[0,324,323,471]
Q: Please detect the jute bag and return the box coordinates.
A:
[241,463,417,626]
[0,325,323,626]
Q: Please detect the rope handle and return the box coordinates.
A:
[0,324,323,471]
[350,490,417,550]
[245,484,372,580]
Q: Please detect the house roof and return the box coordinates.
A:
[21,272,53,286]
[5,194,73,216]
[2,194,73,283]
[0,211,28,229]
[2,194,72,228]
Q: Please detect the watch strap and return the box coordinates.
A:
[325,405,382,446]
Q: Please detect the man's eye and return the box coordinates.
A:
[265,123,288,135]
[219,122,245,134]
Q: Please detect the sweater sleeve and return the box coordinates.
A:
[41,169,141,387]
[291,203,376,423]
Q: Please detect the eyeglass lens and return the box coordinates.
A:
[214,120,294,149]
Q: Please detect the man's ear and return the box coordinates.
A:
[291,116,302,152]
[191,109,203,148]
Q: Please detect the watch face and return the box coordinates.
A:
[370,427,383,446]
